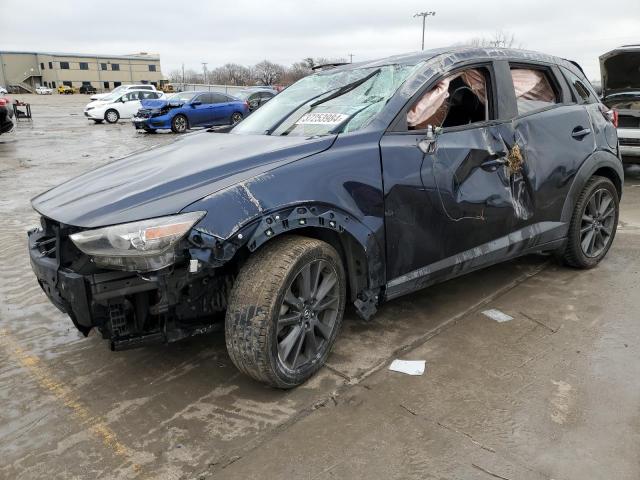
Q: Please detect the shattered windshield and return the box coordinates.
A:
[232,64,418,136]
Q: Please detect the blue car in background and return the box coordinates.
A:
[133,91,249,133]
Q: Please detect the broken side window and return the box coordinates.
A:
[407,67,490,130]
[510,68,559,115]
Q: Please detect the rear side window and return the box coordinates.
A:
[509,67,559,115]
[562,68,598,104]
[210,93,229,104]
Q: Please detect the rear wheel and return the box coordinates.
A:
[560,175,619,268]
[171,114,188,133]
[104,109,119,123]
[230,112,243,124]
[225,236,346,388]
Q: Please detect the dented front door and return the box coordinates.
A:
[380,122,519,290]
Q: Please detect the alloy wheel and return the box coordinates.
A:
[174,116,187,132]
[276,259,340,370]
[231,113,243,124]
[580,188,616,258]
[106,111,118,123]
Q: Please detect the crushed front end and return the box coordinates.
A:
[27,214,235,350]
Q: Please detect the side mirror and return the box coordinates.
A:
[191,100,202,106]
[417,125,442,154]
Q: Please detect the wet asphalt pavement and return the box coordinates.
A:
[1,94,639,479]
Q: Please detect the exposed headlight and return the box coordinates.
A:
[69,211,205,272]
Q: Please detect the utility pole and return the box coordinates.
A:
[181,63,185,85]
[348,53,354,63]
[413,11,436,50]
[201,62,208,86]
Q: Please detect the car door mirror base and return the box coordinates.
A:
[417,125,442,154]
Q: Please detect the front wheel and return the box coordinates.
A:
[171,114,188,133]
[230,112,243,125]
[560,175,619,268]
[104,109,119,123]
[225,236,346,388]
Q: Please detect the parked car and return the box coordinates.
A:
[57,85,74,95]
[36,86,53,95]
[600,45,640,163]
[84,89,164,124]
[0,97,13,134]
[90,84,158,101]
[0,86,7,95]
[231,88,277,111]
[133,91,248,133]
[79,84,97,95]
[28,47,622,388]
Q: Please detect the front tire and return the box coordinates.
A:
[225,236,346,388]
[560,175,619,268]
[104,109,119,123]
[171,114,188,133]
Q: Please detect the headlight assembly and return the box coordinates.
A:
[69,211,205,272]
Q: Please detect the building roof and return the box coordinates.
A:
[0,50,160,61]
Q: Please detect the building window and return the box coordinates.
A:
[51,81,56,88]
[40,62,45,70]
[48,61,53,69]
[79,62,89,70]
[111,64,120,71]
[148,64,156,72]
[103,81,109,89]
[101,63,107,70]
[60,62,70,69]
[114,81,121,87]
[63,81,72,87]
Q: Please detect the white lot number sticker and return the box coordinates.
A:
[296,112,348,125]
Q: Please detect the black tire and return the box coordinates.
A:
[92,119,103,124]
[225,235,346,388]
[230,112,243,125]
[560,175,619,268]
[171,114,188,133]
[104,109,119,124]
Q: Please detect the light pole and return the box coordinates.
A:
[413,11,436,50]
[202,62,208,86]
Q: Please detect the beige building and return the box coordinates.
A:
[0,50,163,93]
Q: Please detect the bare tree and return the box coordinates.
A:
[467,31,519,48]
[283,61,313,84]
[211,63,252,86]
[251,60,286,85]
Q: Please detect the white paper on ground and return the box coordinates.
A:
[388,359,426,376]
[482,309,513,323]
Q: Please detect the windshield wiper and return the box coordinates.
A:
[265,68,382,135]
[308,68,381,109]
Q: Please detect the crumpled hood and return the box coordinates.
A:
[600,47,640,97]
[32,132,336,228]
[140,98,174,110]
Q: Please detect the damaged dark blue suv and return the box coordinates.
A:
[28,47,622,388]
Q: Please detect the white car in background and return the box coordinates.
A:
[89,84,159,101]
[84,89,164,124]
[0,86,7,95]
[36,86,53,95]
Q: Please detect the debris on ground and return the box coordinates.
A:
[389,359,426,376]
[482,309,513,323]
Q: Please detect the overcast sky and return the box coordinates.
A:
[2,0,638,81]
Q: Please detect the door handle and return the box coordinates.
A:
[571,127,591,139]
[480,157,508,171]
